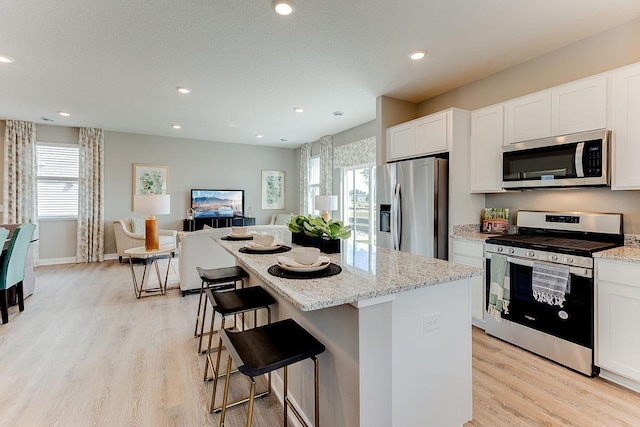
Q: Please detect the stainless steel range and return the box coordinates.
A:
[484,210,623,376]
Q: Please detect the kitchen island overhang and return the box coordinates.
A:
[212,231,481,427]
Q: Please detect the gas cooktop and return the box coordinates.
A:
[485,234,620,256]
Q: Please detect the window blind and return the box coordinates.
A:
[37,143,79,218]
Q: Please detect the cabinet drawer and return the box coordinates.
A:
[597,259,640,288]
[452,240,484,259]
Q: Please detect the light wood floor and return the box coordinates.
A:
[0,260,639,426]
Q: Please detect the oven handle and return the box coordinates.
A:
[486,253,593,278]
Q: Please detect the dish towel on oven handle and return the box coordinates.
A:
[488,253,510,321]
[532,261,571,307]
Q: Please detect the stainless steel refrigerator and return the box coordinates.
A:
[376,157,448,260]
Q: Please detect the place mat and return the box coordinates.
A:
[221,235,254,241]
[239,245,292,254]
[267,263,342,279]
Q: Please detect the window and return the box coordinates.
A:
[308,155,320,214]
[342,164,376,245]
[36,143,79,219]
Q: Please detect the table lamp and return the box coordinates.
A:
[134,194,171,250]
[314,195,338,221]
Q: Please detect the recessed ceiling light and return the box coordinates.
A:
[255,134,264,138]
[409,50,427,60]
[228,122,238,127]
[333,111,344,116]
[176,86,192,94]
[172,124,181,129]
[0,55,15,63]
[58,111,71,117]
[272,0,294,16]
[293,107,304,113]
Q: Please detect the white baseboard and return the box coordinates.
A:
[599,369,640,394]
[38,252,120,266]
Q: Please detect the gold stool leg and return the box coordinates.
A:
[198,290,210,353]
[219,354,233,427]
[314,357,320,427]
[210,318,226,413]
[245,378,256,427]
[194,279,206,336]
[203,313,219,381]
[283,365,288,427]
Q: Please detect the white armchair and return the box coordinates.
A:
[113,219,178,262]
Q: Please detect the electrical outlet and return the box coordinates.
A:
[423,313,441,332]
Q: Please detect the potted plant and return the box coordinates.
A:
[286,215,351,253]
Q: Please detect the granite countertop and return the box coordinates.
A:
[211,230,482,312]
[451,231,497,242]
[593,246,640,263]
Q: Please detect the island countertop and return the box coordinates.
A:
[212,230,482,311]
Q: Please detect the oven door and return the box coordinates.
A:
[486,255,594,349]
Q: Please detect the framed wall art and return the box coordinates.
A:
[261,170,285,210]
[132,163,169,208]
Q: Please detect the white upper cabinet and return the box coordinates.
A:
[551,76,608,136]
[470,105,504,193]
[387,111,449,161]
[505,75,608,145]
[611,63,640,190]
[387,122,415,161]
[505,92,551,143]
[415,113,448,155]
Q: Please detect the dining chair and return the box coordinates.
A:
[0,223,36,324]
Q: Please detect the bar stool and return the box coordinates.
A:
[203,286,276,414]
[218,318,326,427]
[195,266,249,353]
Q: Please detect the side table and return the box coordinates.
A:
[125,245,176,299]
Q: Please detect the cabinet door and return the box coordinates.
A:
[612,63,640,190]
[387,122,415,161]
[505,92,551,143]
[415,112,448,156]
[470,105,504,192]
[596,260,640,381]
[552,76,607,135]
[452,240,485,323]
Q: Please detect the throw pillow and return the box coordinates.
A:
[131,217,146,234]
[203,224,213,229]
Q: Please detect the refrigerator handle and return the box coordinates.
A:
[391,183,402,250]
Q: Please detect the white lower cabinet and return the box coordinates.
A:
[452,239,485,326]
[596,258,640,384]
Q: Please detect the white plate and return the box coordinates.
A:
[244,244,282,252]
[278,261,330,273]
[228,233,253,239]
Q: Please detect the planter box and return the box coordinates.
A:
[291,232,341,253]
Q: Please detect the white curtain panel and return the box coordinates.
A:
[299,143,311,215]
[333,136,376,169]
[319,135,333,195]
[3,120,39,262]
[76,128,105,263]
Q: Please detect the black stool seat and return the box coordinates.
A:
[207,286,276,317]
[197,266,248,285]
[194,265,249,353]
[221,318,326,378]
[218,318,325,426]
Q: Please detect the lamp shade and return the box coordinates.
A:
[314,195,338,212]
[134,194,171,215]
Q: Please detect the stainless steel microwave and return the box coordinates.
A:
[502,129,610,189]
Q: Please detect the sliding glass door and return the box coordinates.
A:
[342,165,376,245]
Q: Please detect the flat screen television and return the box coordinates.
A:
[191,189,244,218]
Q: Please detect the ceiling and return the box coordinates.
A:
[1,1,640,149]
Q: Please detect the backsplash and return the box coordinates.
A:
[625,234,640,248]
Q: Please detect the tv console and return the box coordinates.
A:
[183,217,255,231]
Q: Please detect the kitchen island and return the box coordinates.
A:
[213,229,482,427]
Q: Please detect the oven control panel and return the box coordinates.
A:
[485,243,593,269]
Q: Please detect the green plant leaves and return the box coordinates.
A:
[286,214,352,240]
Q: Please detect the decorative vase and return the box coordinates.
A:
[291,232,341,253]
